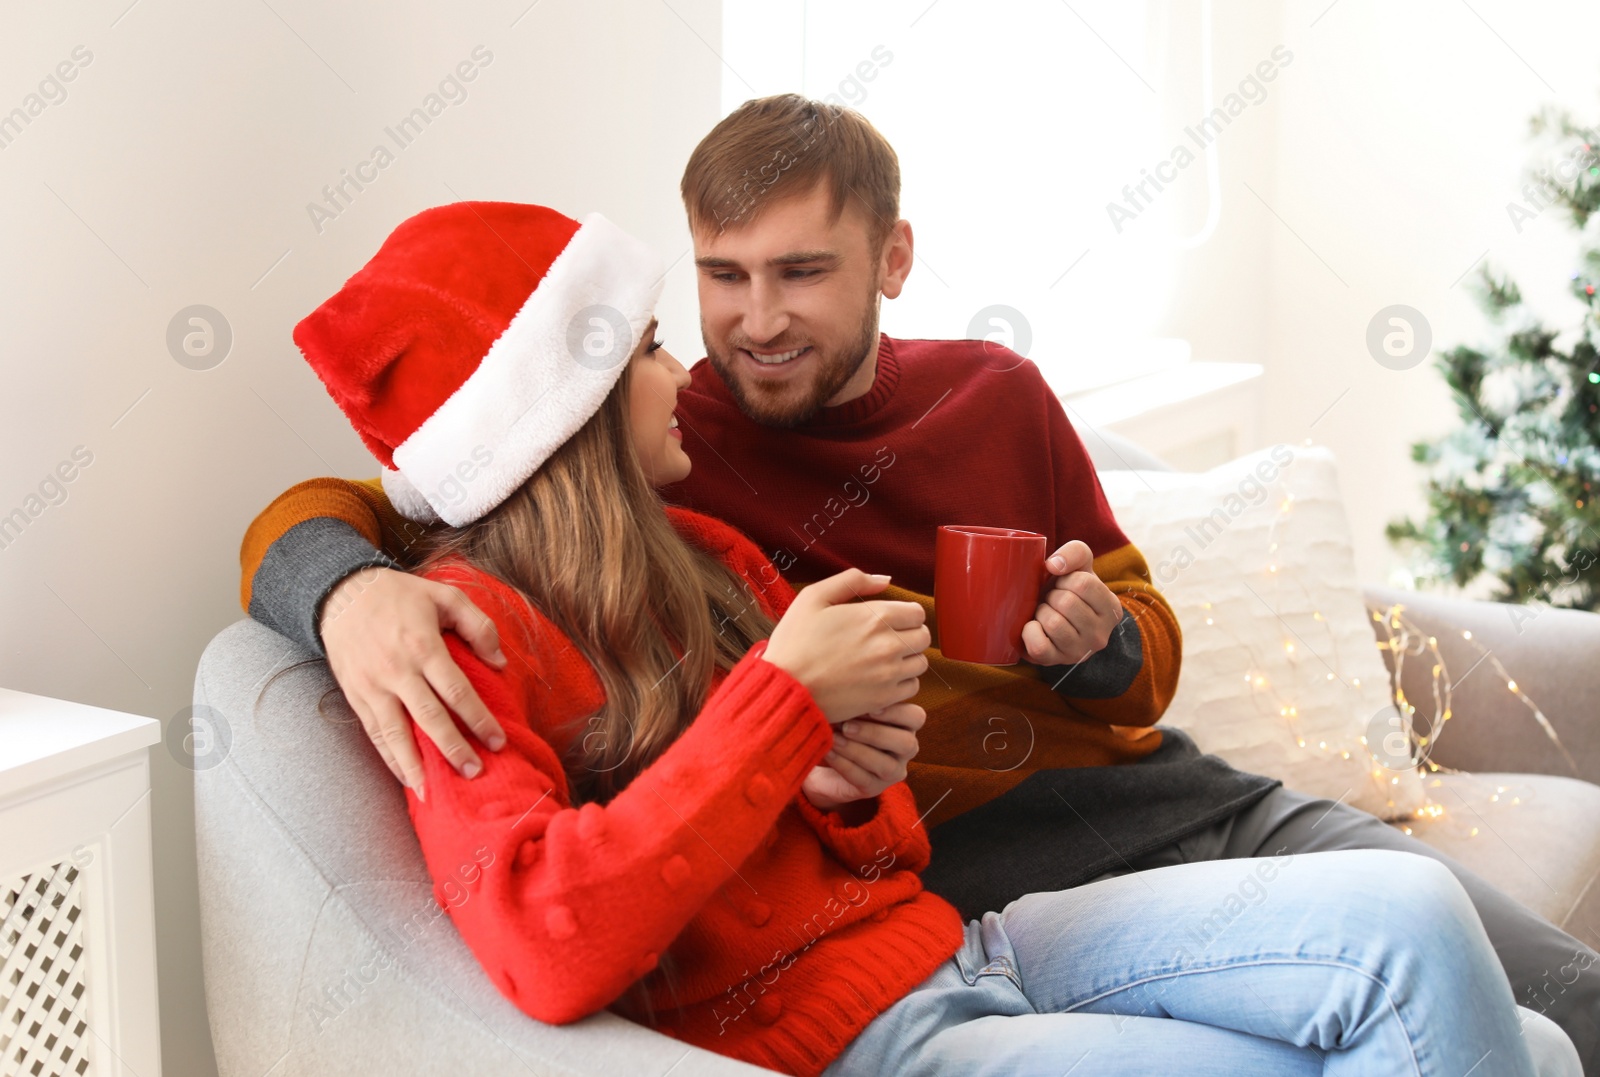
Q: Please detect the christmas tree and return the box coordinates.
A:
[1388,104,1600,612]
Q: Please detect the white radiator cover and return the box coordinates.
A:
[0,689,162,1077]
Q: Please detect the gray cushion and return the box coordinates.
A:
[193,618,776,1077]
[1403,772,1600,935]
[1080,424,1175,473]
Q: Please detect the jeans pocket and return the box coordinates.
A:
[956,950,1024,992]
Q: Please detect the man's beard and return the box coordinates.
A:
[702,299,881,429]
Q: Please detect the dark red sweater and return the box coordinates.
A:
[659,333,1135,594]
[403,505,964,1077]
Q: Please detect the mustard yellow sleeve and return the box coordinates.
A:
[1043,541,1183,730]
[239,476,441,655]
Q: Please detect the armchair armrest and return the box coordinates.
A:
[1362,585,1600,786]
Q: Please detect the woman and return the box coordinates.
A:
[294,200,1579,1077]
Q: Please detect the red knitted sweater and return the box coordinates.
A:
[402,504,965,1077]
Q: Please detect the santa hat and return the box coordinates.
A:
[294,201,665,526]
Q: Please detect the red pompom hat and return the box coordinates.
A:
[294,201,665,526]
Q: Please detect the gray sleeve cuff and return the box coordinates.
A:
[1035,607,1144,700]
[247,517,397,658]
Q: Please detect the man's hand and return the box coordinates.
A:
[801,702,925,820]
[319,566,508,799]
[1020,540,1124,667]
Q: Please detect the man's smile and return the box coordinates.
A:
[743,345,812,365]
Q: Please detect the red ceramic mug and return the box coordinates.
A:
[934,525,1050,665]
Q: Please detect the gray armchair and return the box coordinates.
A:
[193,620,772,1077]
[193,429,1600,1076]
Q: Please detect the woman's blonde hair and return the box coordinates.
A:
[415,361,777,805]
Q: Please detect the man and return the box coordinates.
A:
[241,94,1599,1067]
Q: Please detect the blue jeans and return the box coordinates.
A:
[1112,783,1600,1071]
[822,850,1581,1077]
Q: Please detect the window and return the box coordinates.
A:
[721,0,1215,393]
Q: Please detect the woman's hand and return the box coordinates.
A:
[762,568,930,723]
[802,702,926,814]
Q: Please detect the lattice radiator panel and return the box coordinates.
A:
[1,861,91,1077]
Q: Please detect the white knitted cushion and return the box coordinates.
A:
[1096,444,1425,819]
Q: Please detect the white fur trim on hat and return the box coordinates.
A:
[380,467,439,525]
[389,212,665,526]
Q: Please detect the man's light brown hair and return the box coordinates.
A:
[680,93,901,254]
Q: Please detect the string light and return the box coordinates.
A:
[1187,454,1569,841]
[1365,601,1573,827]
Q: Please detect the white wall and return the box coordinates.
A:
[1166,0,1600,585]
[0,1,722,1072]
